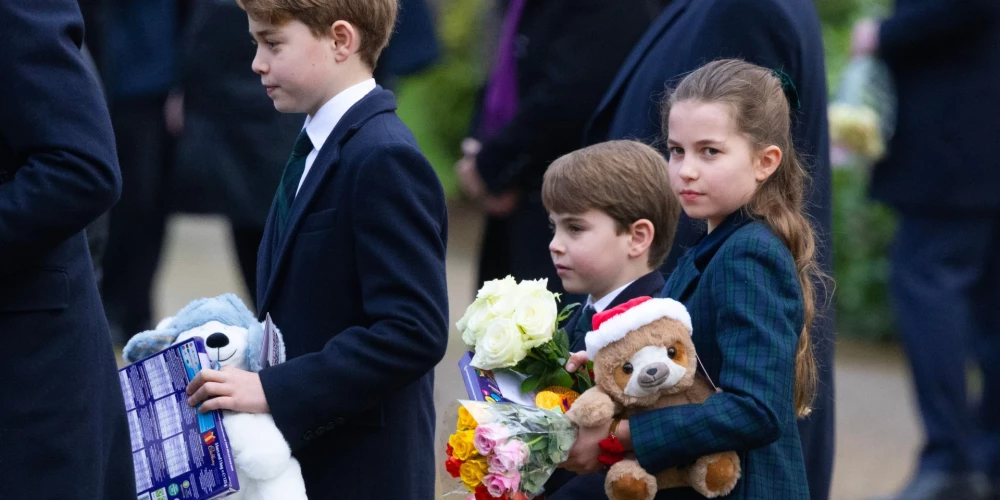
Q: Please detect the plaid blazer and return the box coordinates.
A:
[630,210,810,499]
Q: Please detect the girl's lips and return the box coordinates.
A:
[680,190,702,201]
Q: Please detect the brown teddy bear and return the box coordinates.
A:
[566,296,740,500]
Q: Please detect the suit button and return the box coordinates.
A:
[334,417,347,426]
[303,431,314,440]
[316,427,326,436]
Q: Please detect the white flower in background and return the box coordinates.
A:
[471,317,527,370]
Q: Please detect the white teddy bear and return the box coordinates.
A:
[124,293,308,500]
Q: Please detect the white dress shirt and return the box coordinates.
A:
[296,78,377,194]
[586,280,636,313]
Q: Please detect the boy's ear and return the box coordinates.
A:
[628,219,655,258]
[329,20,360,63]
[754,145,782,182]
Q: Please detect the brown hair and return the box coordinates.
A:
[542,140,680,269]
[661,59,825,418]
[236,0,397,69]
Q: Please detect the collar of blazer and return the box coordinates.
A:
[257,87,397,315]
[663,209,753,302]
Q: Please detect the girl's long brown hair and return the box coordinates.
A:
[661,59,827,417]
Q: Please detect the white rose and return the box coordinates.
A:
[513,284,557,349]
[470,317,527,370]
[479,276,519,318]
[458,297,494,347]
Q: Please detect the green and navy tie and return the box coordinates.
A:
[274,129,314,235]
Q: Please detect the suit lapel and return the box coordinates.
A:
[586,0,691,135]
[258,88,398,315]
[663,211,754,302]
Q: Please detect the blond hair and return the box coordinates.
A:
[236,0,397,69]
[662,59,826,417]
[542,140,680,268]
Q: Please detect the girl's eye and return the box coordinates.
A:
[668,147,684,156]
[622,362,633,375]
[703,147,720,156]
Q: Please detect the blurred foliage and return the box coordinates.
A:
[395,0,488,198]
[819,0,898,341]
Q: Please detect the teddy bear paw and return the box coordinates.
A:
[690,451,741,498]
[566,389,616,427]
[606,460,657,500]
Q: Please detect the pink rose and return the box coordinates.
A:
[474,423,510,455]
[488,440,528,474]
[484,472,520,497]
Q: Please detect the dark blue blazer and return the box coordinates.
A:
[564,270,666,352]
[870,0,1000,211]
[583,0,832,278]
[632,211,809,499]
[256,88,449,499]
[0,1,134,498]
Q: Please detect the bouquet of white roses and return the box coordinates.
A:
[829,55,897,165]
[457,276,592,395]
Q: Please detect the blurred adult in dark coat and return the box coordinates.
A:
[570,1,835,498]
[168,0,303,304]
[456,0,654,294]
[374,0,441,89]
[853,2,1000,499]
[100,0,181,341]
[0,0,134,496]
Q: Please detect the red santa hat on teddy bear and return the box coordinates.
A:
[584,296,693,360]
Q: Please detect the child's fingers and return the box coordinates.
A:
[187,381,233,407]
[565,352,589,373]
[186,368,225,395]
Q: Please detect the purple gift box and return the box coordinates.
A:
[118,338,239,499]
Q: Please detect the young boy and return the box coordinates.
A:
[185,1,449,498]
[542,140,679,358]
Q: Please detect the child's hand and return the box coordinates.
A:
[186,366,269,414]
[565,351,589,373]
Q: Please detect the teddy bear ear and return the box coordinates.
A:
[122,328,180,363]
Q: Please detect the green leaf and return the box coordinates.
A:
[547,368,575,390]
[525,360,547,376]
[554,327,570,355]
[521,375,543,394]
[557,303,580,323]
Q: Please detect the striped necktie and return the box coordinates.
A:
[274,129,314,235]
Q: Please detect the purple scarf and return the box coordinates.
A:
[480,0,527,138]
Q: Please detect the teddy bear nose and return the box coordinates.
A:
[638,362,670,387]
[206,332,230,349]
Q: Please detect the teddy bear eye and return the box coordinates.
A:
[622,362,633,374]
[668,347,677,359]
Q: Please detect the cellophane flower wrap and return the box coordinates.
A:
[829,55,897,167]
[457,276,593,394]
[445,401,577,499]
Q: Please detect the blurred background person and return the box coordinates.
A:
[374,0,441,90]
[576,0,836,498]
[455,0,656,295]
[100,0,189,343]
[853,2,1000,499]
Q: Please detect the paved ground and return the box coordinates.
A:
[151,204,922,500]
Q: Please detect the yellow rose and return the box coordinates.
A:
[460,456,489,491]
[457,406,478,431]
[449,429,477,461]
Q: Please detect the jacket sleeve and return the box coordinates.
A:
[629,234,802,472]
[258,142,449,452]
[879,0,1000,64]
[0,0,121,272]
[475,0,651,193]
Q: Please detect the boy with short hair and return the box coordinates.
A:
[542,140,679,356]
[185,0,449,498]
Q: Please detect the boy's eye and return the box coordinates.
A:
[568,224,583,233]
[250,38,258,46]
[266,40,278,48]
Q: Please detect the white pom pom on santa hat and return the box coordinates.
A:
[584,296,692,360]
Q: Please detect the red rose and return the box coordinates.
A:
[446,443,454,457]
[445,457,462,478]
[475,485,509,500]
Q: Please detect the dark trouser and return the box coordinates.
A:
[891,211,1000,480]
[798,308,836,500]
[101,94,173,342]
[231,223,264,309]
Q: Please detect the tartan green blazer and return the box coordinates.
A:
[631,210,810,499]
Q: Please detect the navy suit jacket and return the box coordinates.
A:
[870,0,1000,211]
[0,1,134,498]
[256,88,449,499]
[564,270,666,352]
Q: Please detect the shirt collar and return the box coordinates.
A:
[586,280,636,313]
[302,78,377,154]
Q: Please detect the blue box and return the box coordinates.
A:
[118,338,239,500]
